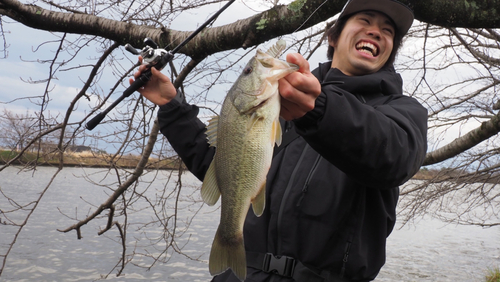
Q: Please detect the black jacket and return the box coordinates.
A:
[157,62,428,282]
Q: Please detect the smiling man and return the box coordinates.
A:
[331,11,395,76]
[242,1,427,281]
[132,0,428,281]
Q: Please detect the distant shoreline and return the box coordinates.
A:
[0,150,181,170]
[3,150,492,183]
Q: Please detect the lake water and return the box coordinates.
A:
[0,166,499,281]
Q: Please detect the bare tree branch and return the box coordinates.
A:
[57,118,159,237]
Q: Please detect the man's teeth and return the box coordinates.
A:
[356,42,378,56]
[359,49,373,56]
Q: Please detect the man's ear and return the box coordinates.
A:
[328,36,336,48]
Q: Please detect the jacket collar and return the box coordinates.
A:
[314,62,403,96]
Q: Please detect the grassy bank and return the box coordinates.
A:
[486,267,500,282]
[0,150,181,170]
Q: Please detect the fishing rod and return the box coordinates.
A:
[86,0,237,131]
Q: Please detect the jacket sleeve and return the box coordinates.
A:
[157,97,215,181]
[293,85,428,189]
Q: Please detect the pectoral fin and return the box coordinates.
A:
[251,181,266,217]
[272,117,282,146]
[247,112,261,132]
[201,160,221,206]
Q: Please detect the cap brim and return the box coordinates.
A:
[339,0,414,35]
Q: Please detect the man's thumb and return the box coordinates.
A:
[286,53,310,74]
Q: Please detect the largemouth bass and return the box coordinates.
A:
[201,40,299,281]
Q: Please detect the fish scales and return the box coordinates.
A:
[201,40,298,281]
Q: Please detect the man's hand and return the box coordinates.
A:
[129,57,177,106]
[279,53,321,121]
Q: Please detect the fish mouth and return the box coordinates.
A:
[264,63,299,81]
[243,58,297,113]
[356,40,379,57]
[256,54,299,81]
[236,53,299,115]
[268,63,299,79]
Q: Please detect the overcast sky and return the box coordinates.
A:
[0,0,311,117]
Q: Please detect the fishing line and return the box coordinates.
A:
[275,0,330,56]
[292,0,329,34]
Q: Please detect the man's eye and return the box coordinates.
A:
[383,28,394,35]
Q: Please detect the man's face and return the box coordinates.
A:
[330,11,395,76]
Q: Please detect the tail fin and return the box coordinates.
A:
[209,227,247,281]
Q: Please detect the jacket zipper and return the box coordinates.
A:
[276,144,309,253]
[296,154,322,207]
[340,240,352,278]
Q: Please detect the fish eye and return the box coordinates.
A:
[243,66,253,75]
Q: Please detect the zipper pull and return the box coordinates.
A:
[340,241,352,278]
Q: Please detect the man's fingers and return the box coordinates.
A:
[280,96,314,121]
[278,78,312,108]
[279,79,316,121]
[278,53,321,121]
[284,53,321,96]
[286,53,311,74]
[284,72,320,96]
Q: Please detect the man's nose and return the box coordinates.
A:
[366,27,381,40]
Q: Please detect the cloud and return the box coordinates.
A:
[0,73,102,122]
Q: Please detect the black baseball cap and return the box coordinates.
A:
[338,0,414,36]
